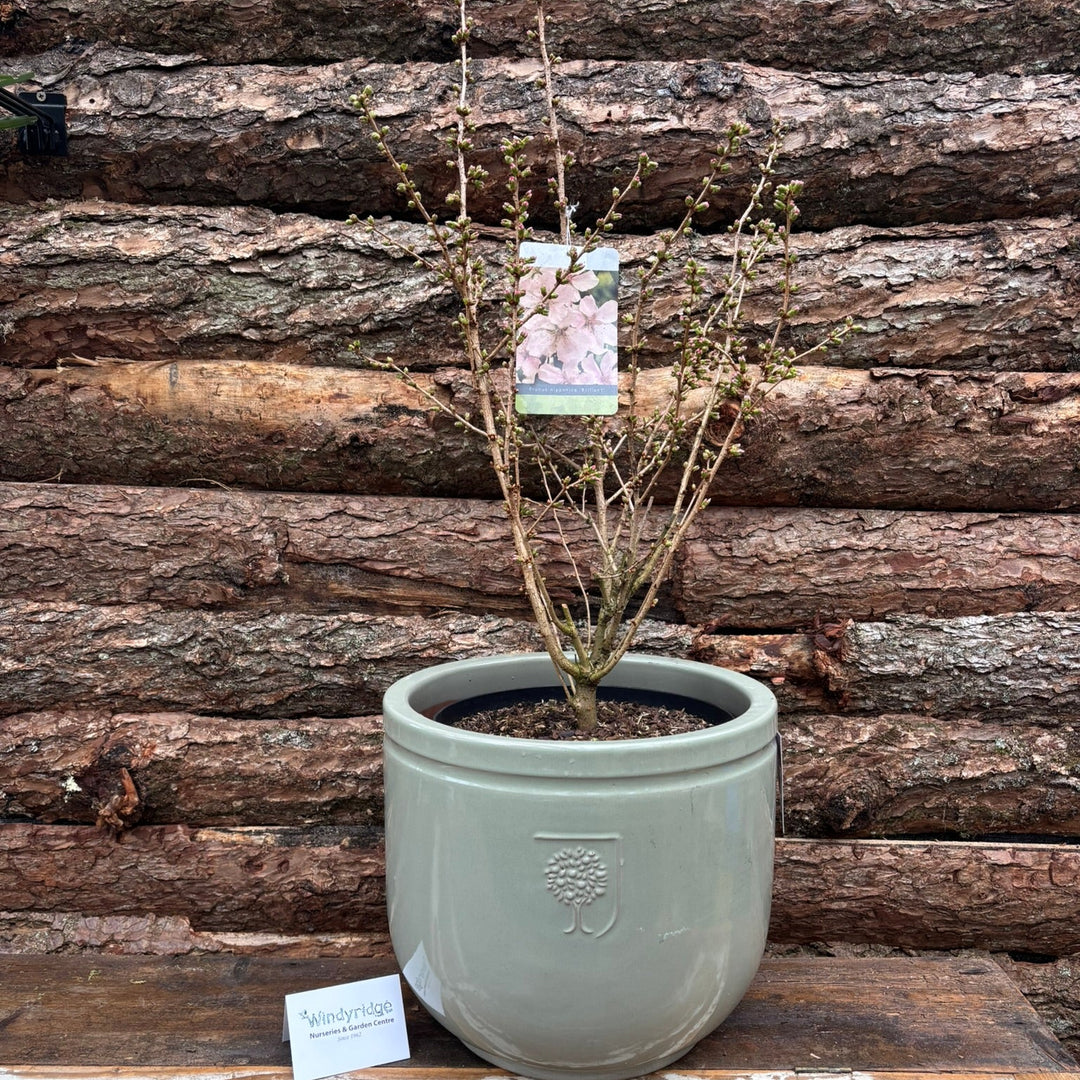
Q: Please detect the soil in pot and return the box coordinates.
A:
[433,685,733,740]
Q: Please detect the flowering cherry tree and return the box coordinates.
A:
[351,0,857,730]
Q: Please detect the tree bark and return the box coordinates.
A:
[1,603,1078,721]
[0,602,552,718]
[0,709,385,827]
[0,482,574,615]
[2,203,1077,373]
[0,823,386,934]
[3,362,1078,511]
[781,714,1080,839]
[677,506,1080,627]
[5,51,1080,229]
[3,706,1078,839]
[3,0,1077,72]
[698,612,1080,721]
[0,909,393,957]
[1,825,1077,952]
[0,599,694,718]
[4,482,1080,627]
[772,838,1080,955]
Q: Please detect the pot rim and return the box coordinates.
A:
[382,652,777,778]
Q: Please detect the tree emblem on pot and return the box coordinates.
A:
[545,846,608,935]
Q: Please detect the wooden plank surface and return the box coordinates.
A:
[4,1072,1078,1080]
[0,956,1074,1072]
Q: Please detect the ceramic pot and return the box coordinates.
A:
[382,653,777,1080]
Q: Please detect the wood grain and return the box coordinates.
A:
[2,204,1077,373]
[4,483,1079,626]
[0,955,1073,1071]
[3,365,1078,511]
[1,827,1079,953]
[4,53,1080,229]
[3,0,1078,72]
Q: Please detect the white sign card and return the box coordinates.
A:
[283,974,410,1080]
[516,242,620,416]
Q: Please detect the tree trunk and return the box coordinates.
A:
[1,602,1078,721]
[1,824,1077,952]
[3,706,1078,839]
[698,612,1080,722]
[3,0,1076,72]
[677,506,1080,627]
[0,709,385,827]
[0,909,393,958]
[3,482,1079,627]
[5,52,1080,229]
[772,838,1080,955]
[0,823,386,934]
[2,203,1077,373]
[3,363,1077,510]
[780,714,1080,839]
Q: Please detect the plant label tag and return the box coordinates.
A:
[516,242,619,415]
[282,974,410,1080]
[402,940,444,1015]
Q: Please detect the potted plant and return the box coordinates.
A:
[350,5,855,1076]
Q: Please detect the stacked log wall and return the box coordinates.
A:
[1,0,1079,1058]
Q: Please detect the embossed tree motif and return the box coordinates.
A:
[545,846,608,934]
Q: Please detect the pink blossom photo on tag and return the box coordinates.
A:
[515,242,619,415]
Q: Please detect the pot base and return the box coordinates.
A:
[458,1037,693,1080]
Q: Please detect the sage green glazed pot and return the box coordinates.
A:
[382,653,777,1080]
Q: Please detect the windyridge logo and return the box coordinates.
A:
[299,1000,396,1038]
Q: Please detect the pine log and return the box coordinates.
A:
[0,910,393,958]
[0,602,689,718]
[2,203,1078,373]
[0,710,385,827]
[3,706,1078,839]
[0,825,1077,953]
[676,507,1080,627]
[0,824,387,934]
[1,603,1079,721]
[773,838,1080,955]
[5,483,1080,626]
[3,0,1078,72]
[780,714,1080,839]
[697,613,1080,721]
[5,52,1080,229]
[3,362,1078,511]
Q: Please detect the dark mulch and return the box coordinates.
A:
[448,697,712,740]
